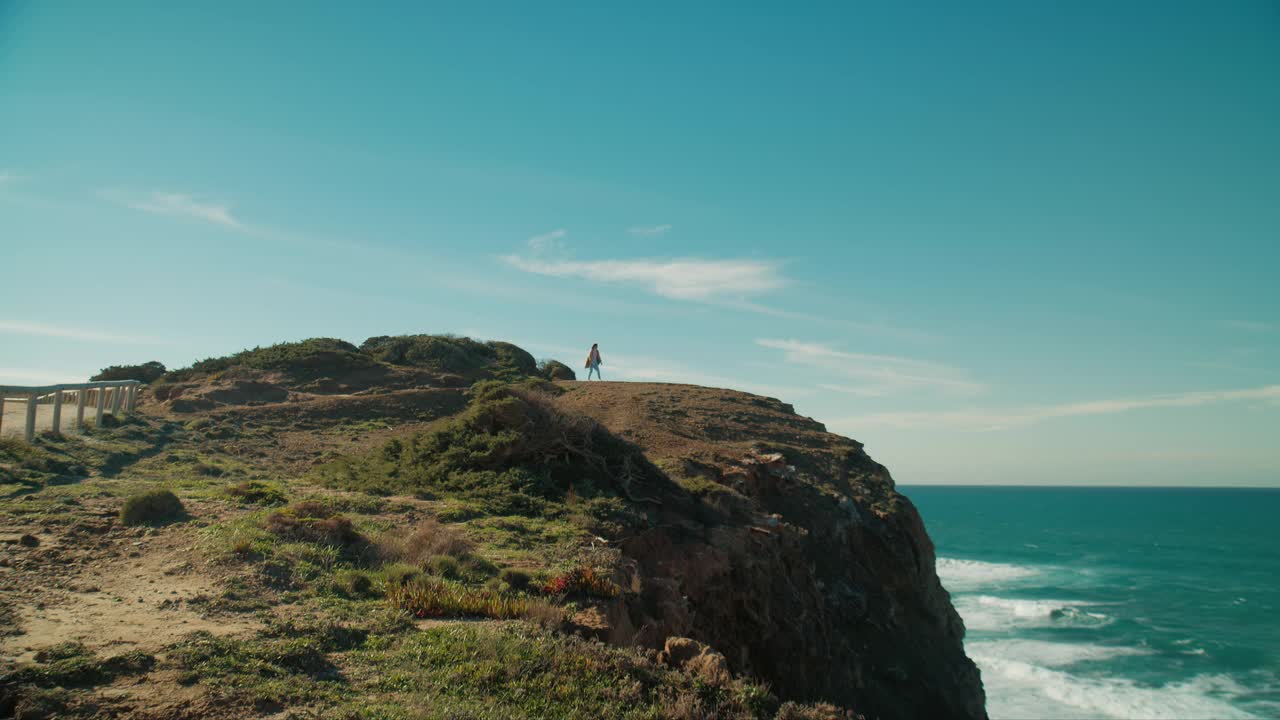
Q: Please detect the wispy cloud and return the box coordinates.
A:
[527,228,567,253]
[628,224,672,237]
[1224,319,1273,333]
[835,385,1280,432]
[757,338,984,396]
[502,255,786,301]
[105,190,243,230]
[0,320,177,346]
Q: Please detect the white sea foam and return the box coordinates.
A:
[935,557,1041,591]
[966,639,1150,668]
[969,647,1261,720]
[954,595,1112,631]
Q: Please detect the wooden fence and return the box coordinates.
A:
[0,380,142,441]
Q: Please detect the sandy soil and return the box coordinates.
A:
[0,499,259,665]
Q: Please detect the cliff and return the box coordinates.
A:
[0,337,985,719]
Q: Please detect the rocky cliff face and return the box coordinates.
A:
[558,383,986,720]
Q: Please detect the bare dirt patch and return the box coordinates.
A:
[0,499,260,665]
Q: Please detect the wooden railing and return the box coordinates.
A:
[0,380,142,441]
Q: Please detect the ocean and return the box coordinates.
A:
[905,486,1280,720]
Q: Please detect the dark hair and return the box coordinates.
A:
[591,343,598,348]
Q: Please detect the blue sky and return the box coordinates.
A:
[2,1,1277,486]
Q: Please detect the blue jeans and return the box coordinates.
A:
[587,363,601,380]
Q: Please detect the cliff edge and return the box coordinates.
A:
[0,337,985,719]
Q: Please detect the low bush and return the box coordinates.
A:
[538,358,577,381]
[498,567,531,591]
[332,569,378,598]
[265,501,360,546]
[120,489,185,526]
[91,361,166,384]
[225,480,287,506]
[375,518,473,568]
[426,554,461,579]
[359,334,537,378]
[377,563,422,588]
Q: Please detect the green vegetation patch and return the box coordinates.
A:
[348,623,777,720]
[312,382,661,536]
[264,501,361,546]
[360,334,536,378]
[91,361,166,384]
[386,577,547,620]
[120,488,186,526]
[5,642,155,687]
[538,358,577,381]
[225,480,287,506]
[166,337,377,382]
[168,631,344,705]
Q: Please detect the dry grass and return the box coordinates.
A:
[376,518,473,567]
[387,578,552,620]
[264,501,360,546]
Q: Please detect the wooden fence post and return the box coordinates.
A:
[95,387,106,427]
[111,385,124,415]
[0,394,5,436]
[51,390,63,435]
[126,386,138,414]
[76,390,87,431]
[25,392,38,442]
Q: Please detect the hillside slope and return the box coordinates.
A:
[0,337,985,719]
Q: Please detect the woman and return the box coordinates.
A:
[584,343,603,380]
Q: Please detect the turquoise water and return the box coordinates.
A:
[906,486,1280,720]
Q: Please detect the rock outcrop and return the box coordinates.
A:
[558,382,986,720]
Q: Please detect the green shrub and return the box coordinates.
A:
[313,383,661,526]
[538,358,577,381]
[91,361,166,384]
[166,338,374,381]
[225,480,287,506]
[332,569,378,598]
[378,563,422,588]
[498,567,531,591]
[427,554,461,579]
[358,334,537,378]
[120,489,185,526]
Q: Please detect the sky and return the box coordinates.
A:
[1,1,1277,486]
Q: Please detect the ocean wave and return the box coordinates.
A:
[969,650,1260,720]
[936,557,1041,591]
[966,639,1150,668]
[955,595,1113,631]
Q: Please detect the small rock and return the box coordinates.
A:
[18,534,39,548]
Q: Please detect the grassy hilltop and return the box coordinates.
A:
[0,336,984,720]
